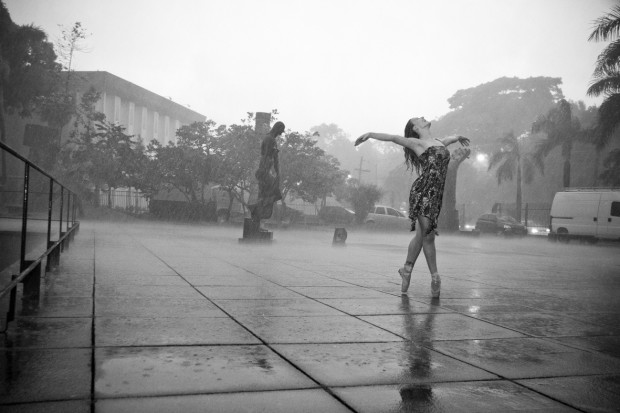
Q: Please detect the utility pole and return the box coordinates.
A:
[355,156,370,183]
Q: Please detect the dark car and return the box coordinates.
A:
[318,205,355,225]
[475,214,527,236]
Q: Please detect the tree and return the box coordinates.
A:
[278,130,347,211]
[0,2,60,181]
[488,132,543,221]
[55,22,89,91]
[58,88,141,206]
[210,116,260,218]
[587,3,620,142]
[344,181,383,224]
[433,77,564,149]
[531,99,588,188]
[145,121,220,204]
[599,149,620,186]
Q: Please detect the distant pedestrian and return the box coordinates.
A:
[355,117,470,297]
[249,121,285,228]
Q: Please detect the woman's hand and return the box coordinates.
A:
[355,133,372,146]
[457,136,470,147]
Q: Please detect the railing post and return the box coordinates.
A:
[46,178,54,272]
[59,186,65,251]
[20,164,30,270]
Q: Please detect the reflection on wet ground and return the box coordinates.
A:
[1,221,619,412]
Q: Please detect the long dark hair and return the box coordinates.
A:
[270,121,285,137]
[404,119,421,173]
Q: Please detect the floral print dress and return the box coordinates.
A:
[408,145,450,235]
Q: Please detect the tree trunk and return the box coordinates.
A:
[516,161,522,222]
[563,160,571,188]
[439,147,470,231]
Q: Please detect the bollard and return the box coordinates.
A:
[333,227,347,245]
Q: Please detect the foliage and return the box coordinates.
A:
[343,181,383,224]
[57,88,141,202]
[144,121,221,203]
[210,114,260,212]
[531,99,585,188]
[599,149,620,186]
[0,3,61,117]
[487,132,543,220]
[278,131,347,205]
[588,3,620,142]
[433,76,564,149]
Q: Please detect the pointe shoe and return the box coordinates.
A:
[431,273,441,298]
[398,267,412,293]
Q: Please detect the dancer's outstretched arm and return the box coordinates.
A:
[436,135,470,147]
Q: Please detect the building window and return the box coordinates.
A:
[164,116,170,145]
[141,107,148,138]
[153,112,159,141]
[128,102,135,135]
[114,96,121,124]
[612,202,620,217]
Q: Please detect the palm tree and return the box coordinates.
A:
[531,99,582,188]
[488,132,542,222]
[587,3,620,142]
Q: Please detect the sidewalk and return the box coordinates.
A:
[1,220,620,412]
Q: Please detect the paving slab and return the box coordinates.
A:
[214,298,345,317]
[95,284,203,299]
[95,389,352,413]
[470,311,620,337]
[361,313,526,342]
[95,274,188,286]
[18,296,92,318]
[287,286,394,299]
[0,348,91,404]
[4,318,91,348]
[431,337,620,379]
[550,336,620,359]
[94,345,317,397]
[517,375,620,413]
[333,381,580,412]
[95,296,228,317]
[273,342,498,386]
[95,316,260,346]
[316,297,453,315]
[2,400,91,413]
[237,315,404,344]
[196,285,304,300]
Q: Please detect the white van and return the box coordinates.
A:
[549,189,620,243]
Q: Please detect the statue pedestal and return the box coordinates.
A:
[239,218,273,243]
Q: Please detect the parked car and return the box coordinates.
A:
[365,205,410,230]
[318,205,355,225]
[475,213,526,236]
[527,221,550,236]
[549,189,620,243]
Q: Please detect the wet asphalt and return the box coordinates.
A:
[1,221,620,412]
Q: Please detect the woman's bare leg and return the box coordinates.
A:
[417,217,441,297]
[400,221,423,293]
[417,217,438,274]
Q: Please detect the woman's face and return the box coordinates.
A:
[411,117,431,132]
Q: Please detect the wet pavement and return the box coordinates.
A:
[1,221,620,412]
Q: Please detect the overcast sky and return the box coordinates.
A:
[5,0,614,140]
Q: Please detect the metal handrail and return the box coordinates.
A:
[0,140,80,332]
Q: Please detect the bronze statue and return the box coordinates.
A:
[249,121,285,226]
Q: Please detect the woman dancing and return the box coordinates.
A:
[355,117,470,297]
